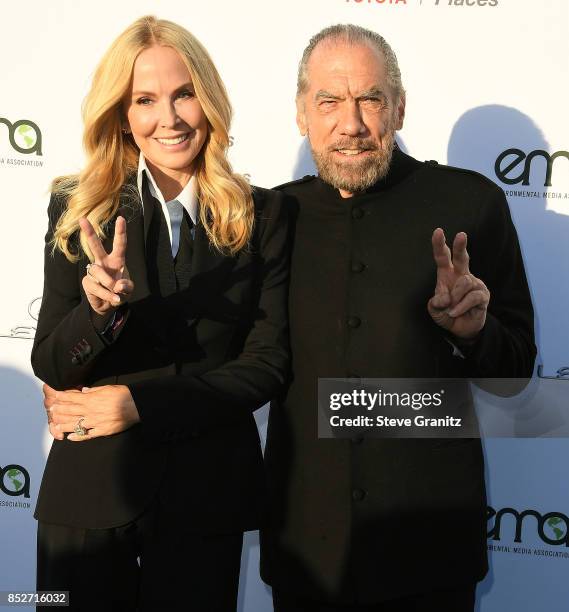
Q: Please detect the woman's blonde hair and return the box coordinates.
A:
[53,15,253,261]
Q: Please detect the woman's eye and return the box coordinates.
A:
[136,97,152,105]
[177,89,194,100]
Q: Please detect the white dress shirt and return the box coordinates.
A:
[136,153,198,256]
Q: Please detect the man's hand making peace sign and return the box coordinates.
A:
[427,228,491,341]
[80,216,134,316]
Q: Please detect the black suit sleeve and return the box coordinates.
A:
[127,189,291,437]
[460,186,536,378]
[30,194,125,390]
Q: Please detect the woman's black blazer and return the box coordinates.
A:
[31,179,291,531]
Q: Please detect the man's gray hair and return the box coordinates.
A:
[297,24,404,101]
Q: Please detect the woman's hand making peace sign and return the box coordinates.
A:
[79,216,134,316]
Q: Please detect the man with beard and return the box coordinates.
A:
[260,24,535,612]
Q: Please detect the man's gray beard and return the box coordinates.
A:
[311,129,396,194]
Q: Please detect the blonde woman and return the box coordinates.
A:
[31,16,289,611]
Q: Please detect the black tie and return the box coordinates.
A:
[173,208,194,292]
[143,180,193,297]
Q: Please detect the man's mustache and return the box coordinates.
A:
[327,139,379,152]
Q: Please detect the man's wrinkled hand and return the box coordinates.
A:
[427,228,490,341]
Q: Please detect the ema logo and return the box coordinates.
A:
[0,118,42,155]
[488,506,569,547]
[495,149,569,187]
[0,464,31,498]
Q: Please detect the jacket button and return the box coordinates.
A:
[352,488,366,501]
[347,316,361,329]
[351,261,365,273]
[352,207,364,220]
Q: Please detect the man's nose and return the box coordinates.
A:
[339,101,365,136]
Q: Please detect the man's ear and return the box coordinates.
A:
[296,97,308,136]
[395,92,406,131]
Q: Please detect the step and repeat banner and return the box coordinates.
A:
[1,1,567,610]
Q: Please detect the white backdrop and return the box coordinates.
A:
[1,1,567,610]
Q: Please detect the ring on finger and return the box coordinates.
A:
[86,263,100,283]
[74,416,88,436]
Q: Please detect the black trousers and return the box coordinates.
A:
[36,499,243,612]
[273,585,476,612]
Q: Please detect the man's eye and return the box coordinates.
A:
[362,97,386,107]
